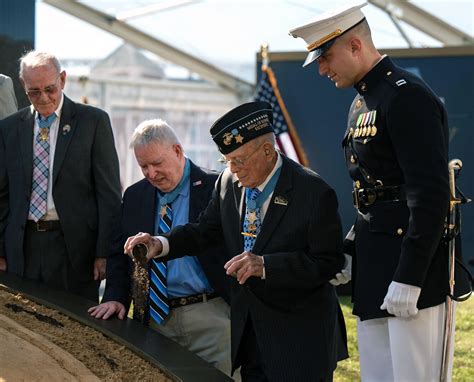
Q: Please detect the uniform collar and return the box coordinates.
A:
[354,55,394,95]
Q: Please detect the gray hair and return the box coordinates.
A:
[129,119,182,149]
[19,51,62,79]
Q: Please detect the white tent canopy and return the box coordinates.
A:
[38,0,474,94]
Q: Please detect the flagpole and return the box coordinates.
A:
[259,44,309,167]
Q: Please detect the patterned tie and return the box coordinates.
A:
[28,114,57,222]
[243,188,262,252]
[149,203,172,324]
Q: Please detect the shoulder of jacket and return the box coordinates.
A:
[195,164,220,180]
[124,178,149,195]
[287,158,331,191]
[383,68,412,90]
[72,99,108,118]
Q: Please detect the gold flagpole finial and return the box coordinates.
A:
[260,43,269,70]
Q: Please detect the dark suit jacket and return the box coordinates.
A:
[0,96,121,281]
[103,161,230,310]
[164,155,347,381]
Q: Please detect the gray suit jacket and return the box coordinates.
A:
[0,75,18,120]
[0,96,121,281]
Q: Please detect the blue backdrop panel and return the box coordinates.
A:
[260,49,473,271]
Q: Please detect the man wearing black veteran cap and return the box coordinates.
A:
[125,101,348,381]
[291,1,454,381]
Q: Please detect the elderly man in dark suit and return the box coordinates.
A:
[0,51,121,301]
[0,74,18,119]
[88,119,233,376]
[125,102,347,382]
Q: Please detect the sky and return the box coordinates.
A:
[35,0,474,82]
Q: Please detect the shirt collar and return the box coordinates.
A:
[35,93,64,121]
[256,151,282,192]
[354,55,393,95]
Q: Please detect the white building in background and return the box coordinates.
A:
[63,44,240,189]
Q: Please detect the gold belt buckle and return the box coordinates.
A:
[352,188,360,209]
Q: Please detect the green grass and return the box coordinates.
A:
[334,296,474,381]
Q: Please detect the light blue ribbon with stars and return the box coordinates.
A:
[245,166,282,211]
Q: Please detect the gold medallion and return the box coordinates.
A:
[39,128,49,141]
[223,132,233,146]
[354,129,360,138]
[371,126,377,136]
[160,205,168,218]
[247,211,257,224]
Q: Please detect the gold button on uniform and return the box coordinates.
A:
[397,228,403,235]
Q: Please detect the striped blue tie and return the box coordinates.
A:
[149,204,172,324]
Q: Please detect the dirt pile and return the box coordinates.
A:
[0,287,171,382]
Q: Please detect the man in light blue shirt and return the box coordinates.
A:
[89,119,233,377]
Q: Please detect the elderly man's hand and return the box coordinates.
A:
[93,258,106,280]
[88,301,126,320]
[124,232,163,261]
[0,257,7,272]
[224,251,264,284]
[329,253,352,286]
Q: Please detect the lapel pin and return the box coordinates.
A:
[62,124,71,135]
[274,196,288,206]
[192,180,202,186]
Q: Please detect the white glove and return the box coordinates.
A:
[380,281,421,318]
[330,254,352,286]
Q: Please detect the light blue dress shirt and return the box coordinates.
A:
[154,166,213,298]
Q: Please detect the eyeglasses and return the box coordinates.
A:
[25,75,61,99]
[222,142,265,167]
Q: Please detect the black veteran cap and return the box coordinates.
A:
[210,101,274,154]
[289,1,367,67]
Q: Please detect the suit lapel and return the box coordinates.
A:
[142,181,157,272]
[188,161,206,222]
[53,97,77,184]
[252,158,293,254]
[18,107,35,190]
[143,182,157,234]
[233,176,245,252]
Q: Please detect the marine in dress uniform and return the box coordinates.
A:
[290,2,455,381]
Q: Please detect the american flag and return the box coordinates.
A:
[254,66,308,166]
